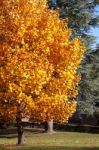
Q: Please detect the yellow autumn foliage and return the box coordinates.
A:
[0,0,85,123]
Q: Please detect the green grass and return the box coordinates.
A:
[0,131,99,150]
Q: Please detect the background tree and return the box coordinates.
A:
[0,0,85,143]
[78,44,99,122]
[48,0,99,47]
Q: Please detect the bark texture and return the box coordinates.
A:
[16,117,25,145]
[47,119,54,133]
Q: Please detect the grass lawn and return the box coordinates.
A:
[0,131,99,150]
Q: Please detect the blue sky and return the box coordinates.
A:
[90,5,99,47]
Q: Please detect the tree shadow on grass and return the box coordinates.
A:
[26,146,99,150]
[19,146,99,150]
[0,146,98,150]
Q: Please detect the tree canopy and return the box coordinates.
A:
[0,0,85,144]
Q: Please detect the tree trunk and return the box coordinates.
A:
[44,121,48,132]
[16,117,25,145]
[47,119,54,133]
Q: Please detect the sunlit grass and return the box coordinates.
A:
[0,131,99,150]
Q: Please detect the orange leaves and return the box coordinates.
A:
[0,0,85,124]
[31,94,76,123]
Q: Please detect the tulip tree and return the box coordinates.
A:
[0,0,85,144]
